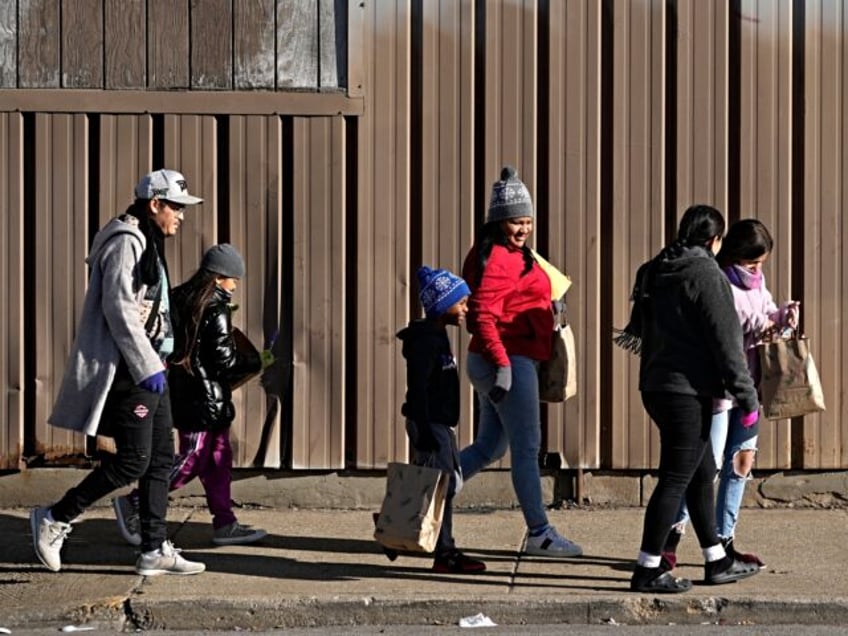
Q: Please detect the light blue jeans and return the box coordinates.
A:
[673,407,758,539]
[460,353,548,530]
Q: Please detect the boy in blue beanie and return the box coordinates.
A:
[394,266,486,573]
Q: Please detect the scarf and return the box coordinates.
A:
[723,263,762,290]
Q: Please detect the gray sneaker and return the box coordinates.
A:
[135,540,205,576]
[212,521,268,546]
[113,495,141,546]
[30,506,72,572]
[524,525,583,557]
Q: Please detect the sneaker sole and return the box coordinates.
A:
[30,509,61,572]
[212,530,268,546]
[113,498,142,547]
[136,567,206,576]
[524,546,583,558]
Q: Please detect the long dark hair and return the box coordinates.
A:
[717,218,773,268]
[170,269,220,371]
[123,199,166,286]
[473,220,534,286]
[677,204,726,247]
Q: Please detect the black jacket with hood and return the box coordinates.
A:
[635,243,758,413]
[396,319,460,430]
[168,285,262,431]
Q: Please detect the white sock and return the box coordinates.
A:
[637,551,661,568]
[703,544,726,562]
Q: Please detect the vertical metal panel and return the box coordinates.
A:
[291,116,346,469]
[610,0,666,469]
[675,0,728,208]
[277,0,320,88]
[803,0,847,468]
[191,0,233,89]
[0,113,24,468]
[234,0,276,89]
[736,0,794,469]
[97,115,153,224]
[33,113,89,459]
[162,115,218,285]
[346,0,366,98]
[545,0,602,468]
[0,0,17,87]
[418,0,476,451]
[18,0,60,88]
[104,0,146,89]
[61,0,103,88]
[483,0,538,186]
[354,0,411,468]
[148,0,190,89]
[227,114,284,468]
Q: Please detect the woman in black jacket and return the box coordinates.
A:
[617,205,762,593]
[113,244,273,547]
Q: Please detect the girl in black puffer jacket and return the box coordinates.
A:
[113,244,274,547]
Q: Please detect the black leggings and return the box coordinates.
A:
[639,391,721,556]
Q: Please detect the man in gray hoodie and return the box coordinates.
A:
[31,169,206,576]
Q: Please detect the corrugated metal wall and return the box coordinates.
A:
[1,0,846,473]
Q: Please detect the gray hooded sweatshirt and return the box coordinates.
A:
[49,215,167,436]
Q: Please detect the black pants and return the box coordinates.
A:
[639,391,721,556]
[51,365,174,552]
[406,420,461,555]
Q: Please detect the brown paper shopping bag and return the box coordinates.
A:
[538,323,577,403]
[758,334,826,420]
[373,462,448,553]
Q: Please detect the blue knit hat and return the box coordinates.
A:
[417,266,470,318]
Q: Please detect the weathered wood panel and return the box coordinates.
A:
[191,0,233,89]
[226,114,284,468]
[354,0,411,468]
[32,114,89,459]
[0,0,17,88]
[148,0,190,89]
[610,0,666,469]
[0,113,24,469]
[545,0,602,468]
[291,116,346,469]
[18,0,60,88]
[234,0,276,89]
[278,0,320,89]
[104,0,147,89]
[62,0,103,88]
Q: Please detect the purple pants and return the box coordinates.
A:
[131,428,236,530]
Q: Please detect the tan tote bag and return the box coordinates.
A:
[373,462,449,553]
[758,333,826,420]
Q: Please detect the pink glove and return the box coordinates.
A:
[740,410,759,428]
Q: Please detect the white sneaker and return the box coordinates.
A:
[212,521,267,546]
[135,540,206,576]
[525,525,583,557]
[113,495,141,546]
[30,506,72,572]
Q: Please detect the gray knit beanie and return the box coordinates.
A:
[201,243,245,279]
[486,165,534,224]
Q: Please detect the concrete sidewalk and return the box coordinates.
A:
[2,505,847,632]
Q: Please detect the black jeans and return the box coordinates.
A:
[51,365,174,552]
[639,391,721,556]
[406,420,461,555]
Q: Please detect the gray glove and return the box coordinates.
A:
[488,366,512,404]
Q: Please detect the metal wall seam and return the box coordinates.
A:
[354,0,412,469]
[97,115,154,226]
[291,116,346,469]
[610,0,666,469]
[545,0,602,469]
[0,113,24,469]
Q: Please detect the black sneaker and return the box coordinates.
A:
[432,549,486,573]
[704,555,760,585]
[630,565,692,593]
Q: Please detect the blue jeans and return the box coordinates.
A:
[460,353,548,530]
[672,407,758,540]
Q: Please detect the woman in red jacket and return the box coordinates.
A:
[460,166,583,558]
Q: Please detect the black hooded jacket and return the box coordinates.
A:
[396,319,460,428]
[637,243,759,413]
[168,285,262,431]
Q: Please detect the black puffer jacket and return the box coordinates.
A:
[169,285,261,431]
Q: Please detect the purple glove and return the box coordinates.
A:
[139,371,167,395]
[740,409,759,428]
